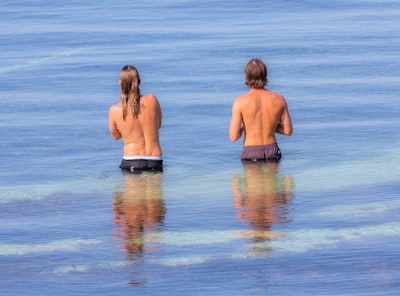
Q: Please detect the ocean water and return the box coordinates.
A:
[1,0,400,295]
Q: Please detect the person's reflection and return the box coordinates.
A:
[232,161,293,252]
[112,172,165,260]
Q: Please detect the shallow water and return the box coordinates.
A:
[1,0,400,295]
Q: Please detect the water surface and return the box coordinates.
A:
[1,0,400,295]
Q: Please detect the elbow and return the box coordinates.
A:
[287,125,293,136]
[229,126,242,142]
[279,123,293,136]
[229,133,240,142]
[111,131,122,140]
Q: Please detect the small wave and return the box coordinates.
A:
[0,238,102,256]
[0,48,89,75]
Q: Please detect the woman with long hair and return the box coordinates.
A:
[109,65,163,173]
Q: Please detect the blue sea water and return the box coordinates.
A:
[1,0,400,295]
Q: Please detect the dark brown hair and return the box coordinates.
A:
[120,65,141,120]
[244,58,268,89]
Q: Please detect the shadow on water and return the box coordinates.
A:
[231,161,294,256]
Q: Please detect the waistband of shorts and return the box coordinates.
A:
[123,155,163,161]
[243,143,278,149]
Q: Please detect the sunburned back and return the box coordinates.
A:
[241,89,284,146]
[109,94,162,156]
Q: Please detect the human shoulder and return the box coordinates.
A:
[265,89,287,104]
[265,89,284,98]
[109,102,122,112]
[233,92,251,105]
[142,93,157,99]
[141,93,159,104]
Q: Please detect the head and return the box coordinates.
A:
[119,65,141,120]
[119,65,141,94]
[244,58,268,89]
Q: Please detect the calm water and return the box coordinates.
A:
[1,0,400,295]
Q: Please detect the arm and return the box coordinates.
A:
[229,100,244,142]
[156,96,162,129]
[109,106,122,140]
[276,100,293,136]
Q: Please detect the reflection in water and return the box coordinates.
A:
[232,162,293,255]
[112,172,165,260]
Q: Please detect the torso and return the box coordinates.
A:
[109,94,162,157]
[239,89,285,146]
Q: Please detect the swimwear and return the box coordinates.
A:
[120,155,163,173]
[240,143,281,162]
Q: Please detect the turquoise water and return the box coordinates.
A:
[1,0,400,295]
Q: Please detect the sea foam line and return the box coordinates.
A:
[295,148,400,192]
[314,199,400,218]
[0,238,102,256]
[0,177,114,204]
[0,48,88,75]
[49,222,400,273]
[266,221,400,253]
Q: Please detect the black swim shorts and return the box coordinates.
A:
[119,159,163,173]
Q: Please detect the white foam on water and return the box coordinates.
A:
[155,255,213,267]
[314,199,400,218]
[295,148,400,192]
[0,48,89,74]
[142,223,400,251]
[53,260,134,274]
[53,259,147,274]
[0,238,102,256]
[0,176,115,203]
[265,222,400,253]
[47,221,400,273]
[0,182,70,203]
[149,223,400,255]
[153,230,237,246]
[53,265,90,274]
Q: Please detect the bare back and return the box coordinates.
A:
[109,94,162,156]
[229,88,292,146]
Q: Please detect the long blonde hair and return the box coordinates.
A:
[120,65,141,120]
